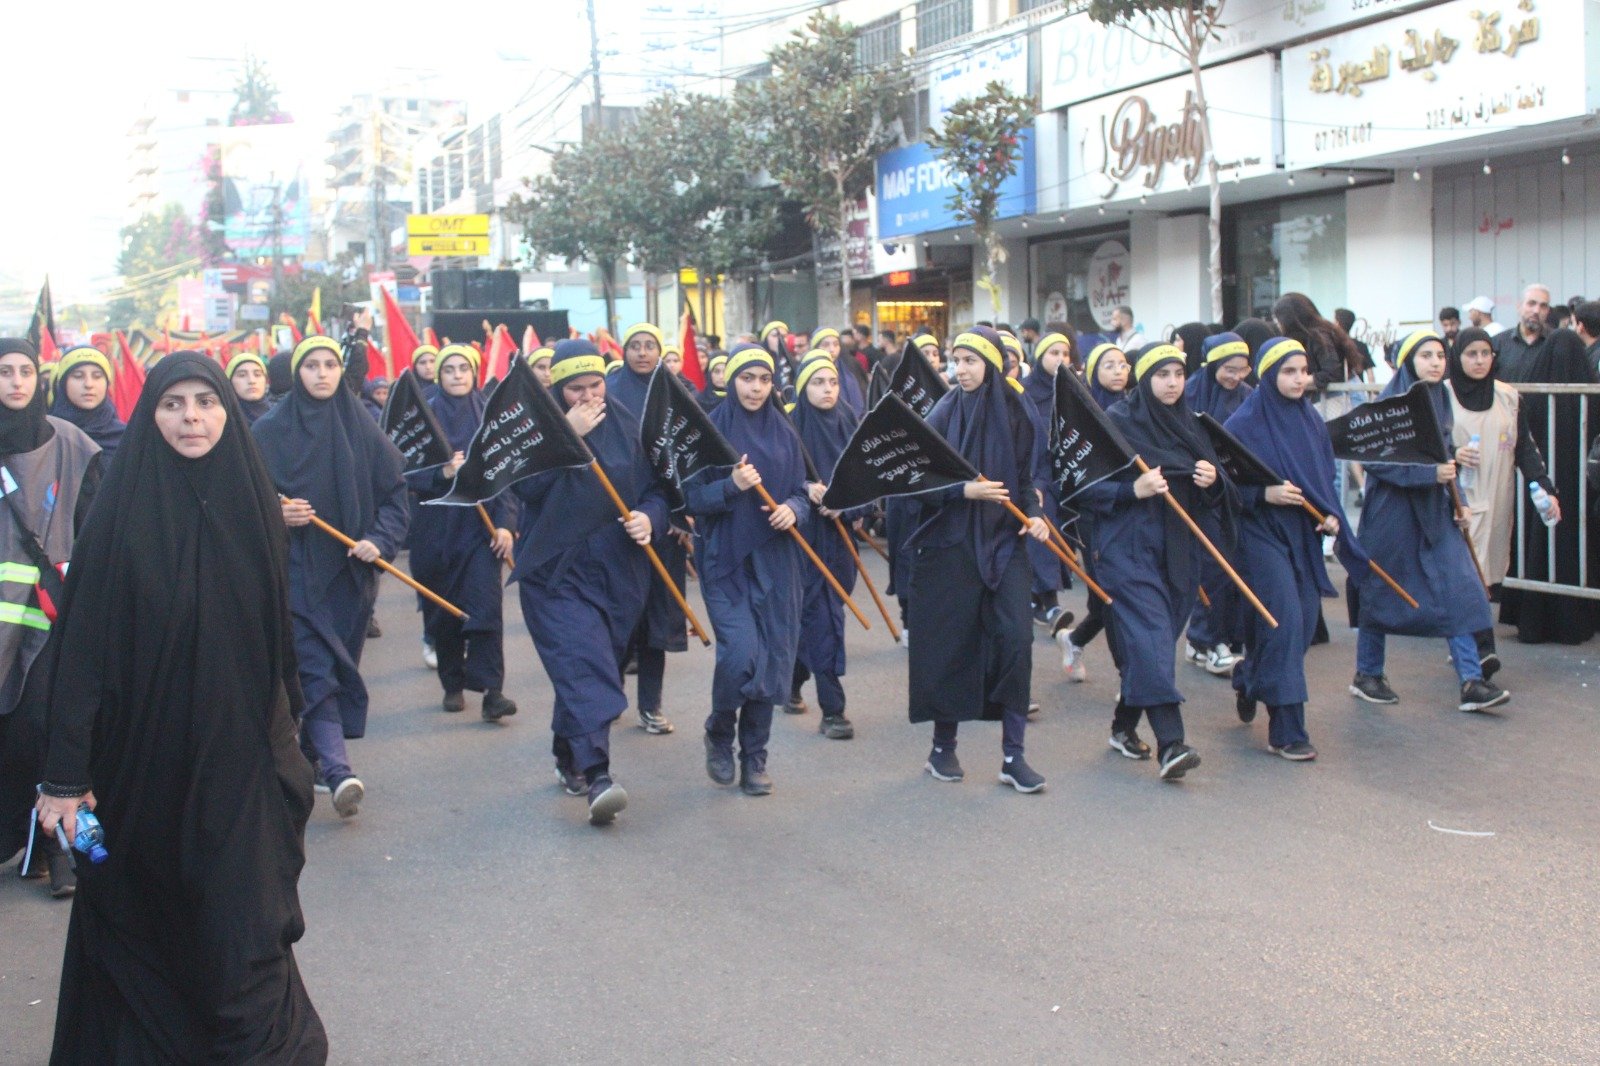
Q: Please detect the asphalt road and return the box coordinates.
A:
[4,553,1597,1064]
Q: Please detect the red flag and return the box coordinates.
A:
[112,331,146,420]
[481,324,515,386]
[367,339,391,381]
[594,327,624,362]
[522,324,541,353]
[307,309,323,336]
[163,328,173,355]
[678,306,705,390]
[569,326,581,340]
[36,325,60,363]
[379,285,418,376]
[279,312,303,345]
[423,327,440,349]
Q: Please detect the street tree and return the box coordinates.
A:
[1088,0,1227,320]
[506,134,636,334]
[105,205,203,328]
[926,81,1037,320]
[230,54,288,126]
[740,13,909,324]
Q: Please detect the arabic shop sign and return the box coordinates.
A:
[1065,55,1281,210]
[1282,0,1591,168]
[1041,0,1439,110]
[929,36,1029,121]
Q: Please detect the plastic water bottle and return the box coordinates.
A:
[53,805,108,865]
[1529,483,1558,528]
[1459,434,1480,491]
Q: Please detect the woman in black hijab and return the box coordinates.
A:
[252,337,409,819]
[34,352,328,1063]
[1170,322,1210,377]
[0,338,104,899]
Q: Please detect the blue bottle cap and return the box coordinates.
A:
[86,844,108,864]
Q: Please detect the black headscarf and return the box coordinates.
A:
[39,352,325,1060]
[1171,322,1209,376]
[791,356,859,477]
[0,337,52,455]
[1232,317,1275,359]
[1447,327,1497,412]
[266,351,293,398]
[251,343,406,599]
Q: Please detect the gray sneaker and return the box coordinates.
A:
[638,707,675,734]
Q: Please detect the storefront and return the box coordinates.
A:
[1028,226,1133,337]
[1225,192,1349,322]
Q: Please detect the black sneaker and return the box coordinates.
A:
[330,775,365,818]
[366,617,382,638]
[1349,674,1399,704]
[925,746,964,782]
[704,734,736,786]
[587,775,628,825]
[556,765,588,797]
[739,763,773,796]
[819,714,854,740]
[481,690,518,721]
[442,691,466,714]
[1269,741,1318,761]
[1479,653,1502,681]
[638,707,675,734]
[1158,743,1201,781]
[999,756,1046,793]
[1049,609,1077,639]
[1235,690,1258,724]
[1458,679,1510,712]
[1108,730,1151,760]
[1032,606,1054,627]
[785,693,808,715]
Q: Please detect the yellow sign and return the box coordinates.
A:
[407,235,491,256]
[406,214,491,237]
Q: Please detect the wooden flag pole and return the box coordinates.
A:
[1039,513,1113,606]
[833,517,899,641]
[750,479,872,631]
[476,504,513,571]
[856,525,891,563]
[1298,500,1420,609]
[1197,585,1212,608]
[1131,458,1278,628]
[288,498,467,619]
[977,478,1112,604]
[587,461,712,647]
[1446,482,1492,594]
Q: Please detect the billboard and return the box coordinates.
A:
[221,123,314,257]
[875,134,1036,240]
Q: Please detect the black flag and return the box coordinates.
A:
[425,355,592,505]
[641,363,740,509]
[821,393,978,511]
[1196,413,1282,487]
[1327,383,1449,465]
[1049,367,1135,500]
[380,370,452,471]
[26,277,55,354]
[885,338,949,419]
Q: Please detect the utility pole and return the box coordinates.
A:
[269,182,284,318]
[370,113,387,271]
[585,0,617,334]
[586,0,604,137]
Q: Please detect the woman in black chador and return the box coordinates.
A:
[34,352,328,1063]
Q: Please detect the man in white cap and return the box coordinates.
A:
[1463,296,1504,337]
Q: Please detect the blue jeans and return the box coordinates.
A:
[1356,629,1482,682]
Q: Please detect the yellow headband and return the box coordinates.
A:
[411,344,439,361]
[1134,344,1184,382]
[794,353,837,395]
[760,321,788,339]
[725,348,775,382]
[1205,340,1250,365]
[1085,343,1124,382]
[226,352,267,379]
[549,353,609,385]
[56,347,115,386]
[706,353,729,371]
[1000,333,1023,358]
[810,327,840,346]
[292,336,341,373]
[1034,333,1071,362]
[1396,329,1442,367]
[953,332,1003,372]
[911,333,939,352]
[529,346,554,365]
[438,343,481,375]
[623,322,665,350]
[1256,339,1305,378]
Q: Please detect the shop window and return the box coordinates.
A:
[1230,194,1347,321]
[1030,230,1133,338]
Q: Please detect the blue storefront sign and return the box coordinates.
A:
[875,134,1036,240]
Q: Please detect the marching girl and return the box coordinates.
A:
[1181,332,1253,676]
[528,345,555,389]
[908,326,1052,793]
[1055,342,1130,682]
[787,354,860,740]
[684,343,808,796]
[511,341,670,825]
[1020,331,1074,628]
[227,351,274,425]
[253,336,410,818]
[698,352,729,412]
[1077,344,1234,780]
[1347,330,1507,713]
[412,344,440,396]
[50,346,126,464]
[809,327,867,415]
[1224,338,1363,760]
[609,323,686,737]
[405,344,518,722]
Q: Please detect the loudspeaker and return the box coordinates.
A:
[459,269,519,310]
[427,309,570,348]
[433,271,468,311]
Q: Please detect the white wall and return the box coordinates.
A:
[1130,214,1208,338]
[1345,175,1435,352]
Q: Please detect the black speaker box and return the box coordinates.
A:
[433,271,468,311]
[426,309,570,348]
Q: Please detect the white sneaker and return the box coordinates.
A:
[898,628,910,649]
[422,640,438,670]
[1203,644,1238,676]
[331,776,364,819]
[1184,642,1208,668]
[1057,630,1087,682]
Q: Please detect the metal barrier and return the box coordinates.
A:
[1327,379,1600,601]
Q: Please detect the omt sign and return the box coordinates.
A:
[406,214,491,237]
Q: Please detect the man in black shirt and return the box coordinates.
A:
[1573,301,1600,380]
[1493,283,1552,382]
